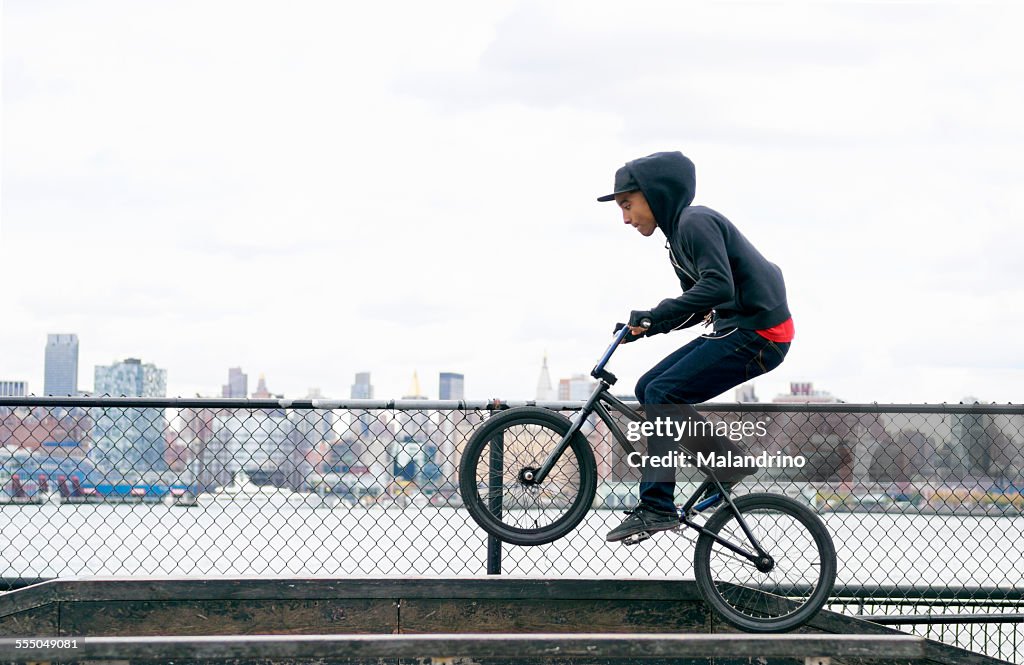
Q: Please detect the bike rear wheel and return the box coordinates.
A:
[459,407,597,546]
[692,493,837,632]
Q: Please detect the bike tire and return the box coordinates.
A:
[459,406,597,546]
[693,493,837,632]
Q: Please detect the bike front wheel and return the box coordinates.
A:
[459,407,597,546]
[692,493,837,632]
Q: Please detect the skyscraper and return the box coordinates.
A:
[44,334,79,396]
[535,354,554,401]
[251,374,272,399]
[91,358,168,477]
[249,374,283,400]
[222,367,248,398]
[351,372,374,399]
[396,371,435,483]
[439,372,464,400]
[350,372,375,450]
[94,358,167,398]
[437,372,465,487]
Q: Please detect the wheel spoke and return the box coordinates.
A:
[460,409,595,546]
[693,494,836,631]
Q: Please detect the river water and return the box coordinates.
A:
[2,501,1022,589]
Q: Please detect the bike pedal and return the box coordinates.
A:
[622,531,652,546]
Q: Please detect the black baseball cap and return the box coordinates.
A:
[596,165,640,202]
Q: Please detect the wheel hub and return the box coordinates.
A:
[518,467,540,485]
[755,555,775,573]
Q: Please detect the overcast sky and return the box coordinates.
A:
[2,0,1022,404]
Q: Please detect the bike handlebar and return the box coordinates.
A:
[591,320,651,379]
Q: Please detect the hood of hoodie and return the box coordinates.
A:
[626,151,696,237]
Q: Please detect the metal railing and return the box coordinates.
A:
[829,588,1024,663]
[1,397,1022,659]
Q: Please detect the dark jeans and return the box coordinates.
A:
[634,328,790,513]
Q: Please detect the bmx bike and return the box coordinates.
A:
[458,322,837,632]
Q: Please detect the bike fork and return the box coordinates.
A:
[531,384,607,484]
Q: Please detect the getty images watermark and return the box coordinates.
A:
[624,417,806,470]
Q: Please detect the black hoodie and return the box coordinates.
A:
[626,151,791,334]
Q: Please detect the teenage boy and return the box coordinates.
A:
[598,151,794,543]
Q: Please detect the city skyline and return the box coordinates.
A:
[0,332,1008,405]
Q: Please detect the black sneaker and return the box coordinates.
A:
[605,504,679,543]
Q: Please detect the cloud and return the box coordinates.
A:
[2,0,1022,404]
[398,2,1024,145]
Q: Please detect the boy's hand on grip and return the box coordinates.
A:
[614,321,645,344]
[628,310,654,335]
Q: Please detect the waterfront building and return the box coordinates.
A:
[0,405,92,453]
[349,372,386,479]
[90,358,168,477]
[769,382,844,481]
[558,374,597,401]
[394,372,440,486]
[437,372,464,484]
[772,382,840,404]
[350,372,376,447]
[945,397,1023,481]
[212,408,308,490]
[357,411,395,487]
[0,381,28,397]
[736,384,758,403]
[946,396,986,478]
[44,334,79,396]
[400,371,431,439]
[290,388,339,479]
[221,367,248,398]
[178,405,231,492]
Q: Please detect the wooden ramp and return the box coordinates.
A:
[0,577,1009,665]
[0,633,925,664]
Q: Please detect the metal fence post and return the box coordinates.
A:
[486,430,503,575]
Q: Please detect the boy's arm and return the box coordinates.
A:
[639,214,734,335]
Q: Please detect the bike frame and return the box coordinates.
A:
[530,325,770,564]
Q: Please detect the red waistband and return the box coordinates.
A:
[755,317,794,343]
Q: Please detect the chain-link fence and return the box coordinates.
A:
[1,397,1022,657]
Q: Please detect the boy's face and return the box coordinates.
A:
[615,191,658,237]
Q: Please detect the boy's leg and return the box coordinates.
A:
[608,330,789,542]
[632,336,710,514]
[639,330,790,508]
[606,338,713,542]
[634,335,708,402]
